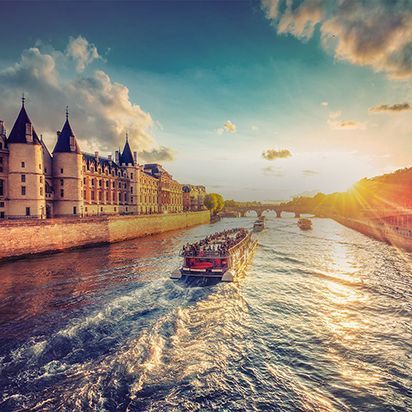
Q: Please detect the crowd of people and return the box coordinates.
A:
[181,228,248,257]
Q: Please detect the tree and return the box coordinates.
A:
[205,193,224,215]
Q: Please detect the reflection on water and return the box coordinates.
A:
[0,217,411,411]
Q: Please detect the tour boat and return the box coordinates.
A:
[171,228,257,282]
[253,220,264,232]
[297,218,312,230]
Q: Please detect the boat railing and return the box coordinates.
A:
[181,231,251,258]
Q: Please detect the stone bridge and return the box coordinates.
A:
[223,205,303,218]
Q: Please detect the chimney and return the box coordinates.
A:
[108,154,112,162]
[133,151,137,164]
[95,151,99,159]
[115,150,120,163]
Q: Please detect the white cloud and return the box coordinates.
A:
[66,36,100,73]
[327,111,366,130]
[262,0,412,79]
[321,101,328,107]
[216,120,236,135]
[0,37,173,162]
[262,148,292,160]
[223,120,237,133]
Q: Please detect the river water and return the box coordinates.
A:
[0,216,411,411]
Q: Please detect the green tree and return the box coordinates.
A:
[205,193,224,215]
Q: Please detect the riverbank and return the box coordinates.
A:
[0,210,210,261]
[335,216,412,252]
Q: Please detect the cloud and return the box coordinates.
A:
[216,120,236,135]
[302,169,318,176]
[0,37,173,161]
[262,0,412,79]
[321,101,328,107]
[262,165,284,176]
[327,111,366,130]
[251,125,259,131]
[66,36,100,73]
[369,102,411,113]
[262,148,292,160]
[139,146,175,162]
[224,120,236,133]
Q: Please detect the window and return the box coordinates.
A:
[99,180,102,187]
[131,173,133,179]
[0,212,4,219]
[40,187,43,196]
[73,206,77,215]
[131,187,133,193]
[83,190,86,199]
[112,181,115,188]
[44,168,47,174]
[39,163,41,170]
[60,179,64,186]
[21,175,26,183]
[99,192,102,201]
[92,179,95,187]
[83,178,86,184]
[60,189,64,198]
[0,180,3,196]
[60,168,64,173]
[21,186,26,195]
[21,162,25,168]
[0,201,4,207]
[40,176,43,183]
[91,191,95,200]
[106,180,109,188]
[106,192,109,201]
[25,207,30,216]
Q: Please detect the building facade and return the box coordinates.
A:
[0,102,202,219]
[182,184,206,211]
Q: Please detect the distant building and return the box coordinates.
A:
[0,101,196,219]
[182,184,206,211]
[144,164,183,213]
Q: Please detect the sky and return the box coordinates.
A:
[0,0,411,201]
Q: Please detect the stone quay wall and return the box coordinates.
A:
[0,210,210,261]
[335,216,412,252]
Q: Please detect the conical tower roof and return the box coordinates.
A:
[53,108,81,154]
[7,99,41,145]
[120,134,135,165]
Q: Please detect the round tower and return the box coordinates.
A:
[7,99,46,218]
[52,108,83,217]
[119,133,138,214]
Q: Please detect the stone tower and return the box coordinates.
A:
[52,109,83,217]
[119,133,138,214]
[7,99,46,218]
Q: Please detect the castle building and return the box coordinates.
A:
[0,101,201,219]
[182,185,207,212]
[143,164,183,213]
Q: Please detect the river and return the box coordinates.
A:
[0,216,411,411]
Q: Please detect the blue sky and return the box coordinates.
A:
[0,1,411,201]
